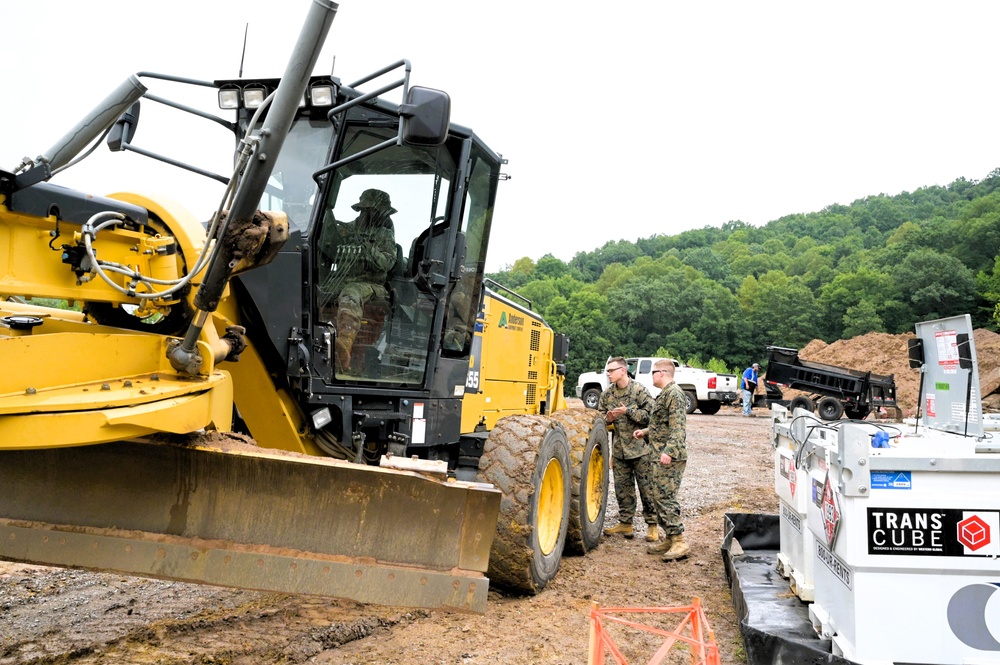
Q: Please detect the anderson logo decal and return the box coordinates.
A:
[497,311,525,331]
[868,508,1000,556]
[948,583,1000,651]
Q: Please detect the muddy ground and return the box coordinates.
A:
[0,408,776,664]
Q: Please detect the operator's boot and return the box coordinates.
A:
[603,522,634,539]
[661,535,690,562]
[335,310,361,374]
[645,524,659,542]
[646,534,673,555]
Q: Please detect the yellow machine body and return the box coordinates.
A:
[0,186,500,612]
[461,288,568,433]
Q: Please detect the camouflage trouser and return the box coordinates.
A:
[611,453,657,525]
[337,281,387,319]
[651,459,687,536]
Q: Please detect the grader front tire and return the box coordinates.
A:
[479,415,571,594]
[551,408,609,555]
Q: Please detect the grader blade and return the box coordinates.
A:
[0,438,500,613]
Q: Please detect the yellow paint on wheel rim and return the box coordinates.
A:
[585,445,605,523]
[537,457,566,556]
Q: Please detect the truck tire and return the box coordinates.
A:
[581,387,601,410]
[817,397,845,421]
[845,406,869,420]
[698,400,722,415]
[551,408,609,555]
[788,396,814,414]
[683,390,698,414]
[479,415,571,594]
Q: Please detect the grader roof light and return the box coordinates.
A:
[242,86,267,109]
[218,88,241,110]
[310,84,334,106]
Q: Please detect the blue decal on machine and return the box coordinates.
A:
[871,471,912,490]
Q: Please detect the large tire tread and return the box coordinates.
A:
[479,414,570,594]
[550,408,609,556]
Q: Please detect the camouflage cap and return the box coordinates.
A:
[351,188,397,214]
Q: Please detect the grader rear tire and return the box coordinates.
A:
[479,415,571,594]
[551,408,610,555]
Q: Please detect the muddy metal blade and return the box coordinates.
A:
[0,439,500,613]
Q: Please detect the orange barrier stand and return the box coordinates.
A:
[587,597,721,665]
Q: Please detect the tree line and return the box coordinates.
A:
[486,168,1000,386]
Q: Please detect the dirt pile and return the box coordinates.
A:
[790,329,1000,416]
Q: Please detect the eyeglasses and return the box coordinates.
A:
[651,369,667,375]
[604,366,625,374]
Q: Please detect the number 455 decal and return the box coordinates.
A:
[466,370,480,390]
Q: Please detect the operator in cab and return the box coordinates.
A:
[318,188,398,373]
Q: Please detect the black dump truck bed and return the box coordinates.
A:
[764,346,897,419]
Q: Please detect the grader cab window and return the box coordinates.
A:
[314,124,462,384]
[258,117,334,232]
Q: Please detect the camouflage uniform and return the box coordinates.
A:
[646,381,688,536]
[318,189,398,373]
[598,379,657,526]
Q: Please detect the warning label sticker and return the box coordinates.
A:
[870,471,912,490]
[867,508,1000,556]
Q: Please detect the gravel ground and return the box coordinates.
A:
[0,405,776,664]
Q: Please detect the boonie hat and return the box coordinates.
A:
[352,188,397,214]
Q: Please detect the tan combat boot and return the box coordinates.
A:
[645,524,659,542]
[661,535,690,561]
[335,310,361,373]
[646,535,673,555]
[603,522,634,539]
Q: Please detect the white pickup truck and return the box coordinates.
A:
[575,357,739,415]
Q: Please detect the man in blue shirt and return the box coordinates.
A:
[741,363,760,416]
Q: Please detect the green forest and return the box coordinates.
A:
[485,168,1000,384]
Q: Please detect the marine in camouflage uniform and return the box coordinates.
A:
[318,189,398,373]
[598,366,657,533]
[643,373,689,560]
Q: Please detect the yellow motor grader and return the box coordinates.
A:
[0,0,608,613]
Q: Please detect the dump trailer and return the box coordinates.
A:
[725,315,1000,665]
[763,345,898,421]
[0,0,608,612]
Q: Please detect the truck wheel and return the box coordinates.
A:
[581,387,601,410]
[817,397,845,421]
[479,415,571,594]
[788,396,814,414]
[551,409,609,555]
[698,400,722,415]
[683,390,698,414]
[845,406,869,420]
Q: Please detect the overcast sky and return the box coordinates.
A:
[4,1,999,271]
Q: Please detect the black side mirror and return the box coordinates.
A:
[400,86,450,146]
[107,101,141,152]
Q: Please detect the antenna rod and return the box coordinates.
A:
[239,24,249,78]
